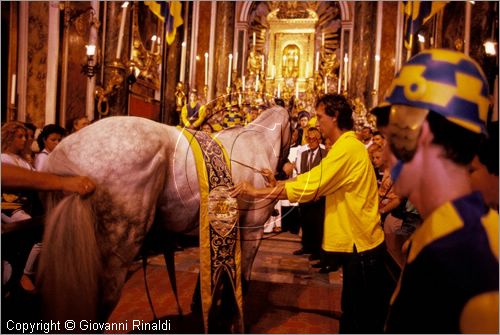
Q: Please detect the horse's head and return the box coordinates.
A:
[255,104,293,176]
[277,106,293,176]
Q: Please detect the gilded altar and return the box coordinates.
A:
[265,7,318,96]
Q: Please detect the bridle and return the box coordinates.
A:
[276,102,294,175]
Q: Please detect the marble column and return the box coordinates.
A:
[379,2,398,102]
[214,1,235,97]
[350,1,376,104]
[161,2,189,125]
[162,24,184,125]
[102,1,130,117]
[45,1,59,125]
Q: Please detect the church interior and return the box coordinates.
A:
[1,1,499,333]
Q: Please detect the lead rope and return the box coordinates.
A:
[141,249,184,321]
[163,248,184,316]
[142,254,158,320]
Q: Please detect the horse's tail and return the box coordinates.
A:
[38,194,100,322]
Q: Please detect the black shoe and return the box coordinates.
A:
[318,265,340,274]
[311,262,326,268]
[309,253,320,261]
[293,248,311,255]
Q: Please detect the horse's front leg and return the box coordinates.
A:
[239,209,268,283]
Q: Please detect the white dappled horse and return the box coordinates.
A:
[38,105,291,322]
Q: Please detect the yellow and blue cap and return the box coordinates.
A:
[384,49,490,134]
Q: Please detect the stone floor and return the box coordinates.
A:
[107,232,343,333]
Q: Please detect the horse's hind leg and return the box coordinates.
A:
[94,157,168,320]
[94,207,161,320]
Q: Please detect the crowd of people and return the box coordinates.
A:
[2,48,498,333]
[231,49,498,333]
[177,88,269,133]
[1,116,91,294]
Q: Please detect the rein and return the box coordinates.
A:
[231,159,264,173]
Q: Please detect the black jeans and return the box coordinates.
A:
[280,205,300,234]
[339,243,395,334]
[299,198,325,255]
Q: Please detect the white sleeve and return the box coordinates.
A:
[1,154,16,165]
[34,153,48,171]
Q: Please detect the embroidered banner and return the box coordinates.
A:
[181,129,243,333]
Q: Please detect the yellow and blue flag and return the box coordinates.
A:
[145,1,183,45]
[403,1,447,50]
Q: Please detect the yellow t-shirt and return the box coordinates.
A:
[285,131,383,253]
[308,116,317,128]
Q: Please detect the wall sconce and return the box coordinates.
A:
[82,44,100,78]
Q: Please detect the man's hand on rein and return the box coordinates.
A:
[260,168,277,187]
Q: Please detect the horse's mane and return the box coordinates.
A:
[248,105,288,129]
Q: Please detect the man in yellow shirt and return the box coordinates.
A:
[232,94,393,333]
[181,89,206,130]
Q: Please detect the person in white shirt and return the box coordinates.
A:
[1,121,39,292]
[34,124,66,171]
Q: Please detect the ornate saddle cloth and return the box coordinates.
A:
[181,129,243,333]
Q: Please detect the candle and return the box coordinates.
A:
[277,82,281,98]
[241,52,245,76]
[344,53,349,91]
[255,74,259,92]
[242,76,246,91]
[322,32,325,47]
[315,51,320,72]
[10,74,16,105]
[252,32,256,48]
[228,54,233,87]
[294,55,298,66]
[116,1,129,59]
[204,52,209,86]
[305,61,309,78]
[271,65,275,79]
[86,44,96,56]
[283,55,287,63]
[295,81,299,98]
[180,41,187,82]
[150,35,157,53]
[373,54,381,91]
[261,55,265,73]
[324,76,328,94]
[233,52,238,71]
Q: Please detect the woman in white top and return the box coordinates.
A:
[1,121,39,291]
[34,124,66,171]
[1,122,34,171]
